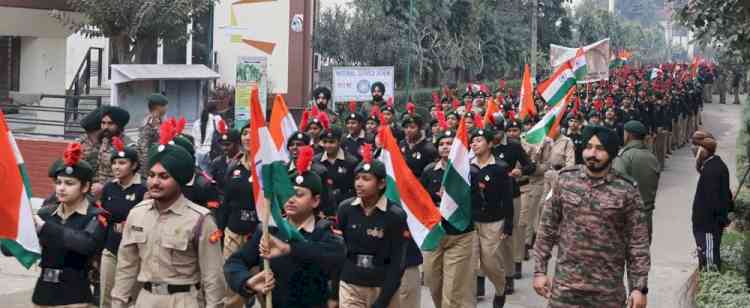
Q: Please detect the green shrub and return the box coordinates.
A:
[696,270,750,308]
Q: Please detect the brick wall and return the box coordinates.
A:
[17,137,68,198]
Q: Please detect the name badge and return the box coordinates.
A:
[412,152,421,160]
[338,166,347,174]
[356,254,376,269]
[126,193,136,201]
[366,227,385,239]
[240,209,254,222]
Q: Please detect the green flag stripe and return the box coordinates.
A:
[420,223,445,251]
[546,78,576,106]
[0,239,39,269]
[441,163,472,231]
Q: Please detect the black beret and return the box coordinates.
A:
[110,145,139,166]
[506,119,521,130]
[80,107,102,132]
[292,171,323,195]
[582,125,619,159]
[354,160,386,179]
[401,114,424,128]
[470,128,495,142]
[346,112,365,123]
[367,114,381,124]
[148,143,195,186]
[48,159,94,183]
[381,106,395,114]
[101,106,130,128]
[434,130,456,146]
[147,93,169,106]
[312,87,331,100]
[286,131,311,147]
[587,110,601,119]
[320,128,342,141]
[623,120,647,136]
[371,82,386,93]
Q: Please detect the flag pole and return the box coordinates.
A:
[262,197,273,308]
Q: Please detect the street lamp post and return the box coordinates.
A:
[405,0,415,101]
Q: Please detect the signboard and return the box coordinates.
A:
[550,38,610,83]
[332,66,394,102]
[234,56,268,129]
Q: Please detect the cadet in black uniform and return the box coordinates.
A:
[313,127,358,209]
[341,104,371,160]
[381,105,405,142]
[365,108,381,137]
[224,145,346,308]
[207,120,241,197]
[336,144,409,308]
[490,115,535,292]
[31,142,108,307]
[98,136,147,308]
[470,128,514,308]
[171,134,222,211]
[400,112,438,179]
[566,113,586,164]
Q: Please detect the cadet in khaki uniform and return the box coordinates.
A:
[111,130,225,308]
[518,118,552,256]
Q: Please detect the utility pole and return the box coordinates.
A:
[531,0,538,83]
[609,0,615,13]
[405,0,414,100]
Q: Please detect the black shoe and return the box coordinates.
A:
[504,277,515,295]
[513,262,522,279]
[477,276,486,298]
[493,295,506,308]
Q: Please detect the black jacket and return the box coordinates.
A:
[692,155,731,232]
[217,160,258,235]
[100,180,147,254]
[470,157,514,234]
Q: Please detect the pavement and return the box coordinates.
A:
[1,96,744,307]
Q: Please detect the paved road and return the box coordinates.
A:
[1,98,744,307]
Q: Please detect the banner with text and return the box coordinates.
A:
[550,38,610,83]
[332,66,395,102]
[235,56,268,129]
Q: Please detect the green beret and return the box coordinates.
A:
[623,120,647,136]
[321,128,342,141]
[101,106,130,128]
[346,112,365,123]
[401,114,423,128]
[286,131,310,147]
[48,159,94,183]
[354,160,386,179]
[470,128,495,142]
[80,107,102,132]
[172,135,195,158]
[147,144,195,186]
[110,145,140,167]
[434,130,456,146]
[291,171,323,195]
[147,93,169,106]
[582,125,619,159]
[220,129,242,144]
[587,110,601,119]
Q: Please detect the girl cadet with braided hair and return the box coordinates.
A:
[31,143,108,308]
[224,145,345,308]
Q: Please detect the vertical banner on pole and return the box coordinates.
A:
[235,56,268,129]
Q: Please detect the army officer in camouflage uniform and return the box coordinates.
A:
[533,126,650,308]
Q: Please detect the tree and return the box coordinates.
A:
[674,0,750,62]
[53,0,214,64]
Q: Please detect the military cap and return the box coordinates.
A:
[48,143,94,183]
[148,143,195,186]
[587,110,602,120]
[291,146,322,195]
[582,125,619,159]
[346,111,365,123]
[80,107,102,132]
[367,113,381,124]
[381,105,395,114]
[101,106,130,128]
[172,134,196,158]
[147,93,169,106]
[470,128,495,142]
[286,131,311,148]
[401,114,424,128]
[320,127,343,141]
[312,87,332,100]
[492,113,506,131]
[506,119,521,130]
[109,136,139,169]
[371,82,386,93]
[623,120,647,136]
[434,130,456,146]
[219,129,241,144]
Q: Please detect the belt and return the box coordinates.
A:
[41,267,86,283]
[143,282,199,295]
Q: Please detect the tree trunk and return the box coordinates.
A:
[134,36,159,64]
[109,32,133,65]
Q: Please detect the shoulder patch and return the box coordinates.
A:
[611,170,638,187]
[185,201,211,216]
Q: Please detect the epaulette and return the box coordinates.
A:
[36,203,59,216]
[423,162,438,174]
[611,169,638,187]
[185,201,211,216]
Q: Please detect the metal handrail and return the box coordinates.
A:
[5,94,102,138]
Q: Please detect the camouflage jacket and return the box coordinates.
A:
[137,121,160,177]
[533,165,650,307]
[94,134,135,184]
[76,134,101,175]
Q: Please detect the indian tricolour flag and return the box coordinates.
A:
[523,88,572,145]
[0,111,40,269]
[378,126,445,251]
[571,48,587,80]
[438,117,472,232]
[268,94,297,162]
[248,87,303,242]
[538,61,576,107]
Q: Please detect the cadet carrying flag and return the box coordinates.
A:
[248,87,304,242]
[0,111,40,269]
[378,125,444,251]
[438,117,472,232]
[269,94,297,161]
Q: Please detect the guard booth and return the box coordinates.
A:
[109,65,220,130]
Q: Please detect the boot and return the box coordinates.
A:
[504,277,515,295]
[476,276,486,298]
[493,295,506,308]
[513,262,522,279]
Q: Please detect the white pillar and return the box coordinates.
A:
[157,39,164,64]
[609,0,614,13]
[186,22,193,64]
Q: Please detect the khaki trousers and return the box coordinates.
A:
[100,250,140,308]
[393,266,420,308]
[134,286,202,308]
[223,229,250,308]
[473,221,506,294]
[510,197,526,262]
[423,231,476,308]
[339,281,397,308]
[524,183,545,245]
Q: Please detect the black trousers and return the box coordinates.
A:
[693,228,723,271]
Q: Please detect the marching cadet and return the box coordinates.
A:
[77,107,103,173]
[111,130,225,308]
[365,107,381,137]
[314,127,358,208]
[223,146,346,308]
[99,137,147,308]
[341,102,370,160]
[533,126,650,308]
[216,123,260,308]
[285,131,337,219]
[519,117,553,258]
[207,119,241,197]
[490,115,535,290]
[93,106,134,194]
[336,144,409,308]
[400,108,438,178]
[421,130,477,308]
[587,110,602,126]
[602,108,623,147]
[380,104,405,142]
[470,128,514,308]
[562,113,583,165]
[137,93,169,177]
[613,121,661,243]
[31,143,108,308]
[301,112,330,155]
[171,133,222,212]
